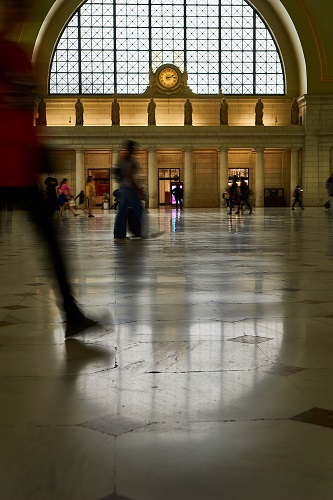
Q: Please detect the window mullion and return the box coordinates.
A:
[113,0,117,93]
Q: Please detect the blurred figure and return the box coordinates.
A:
[85,175,96,217]
[222,189,230,210]
[102,191,110,210]
[240,178,253,214]
[0,0,99,337]
[172,183,183,210]
[110,188,120,210]
[228,175,240,215]
[325,173,333,215]
[114,140,144,239]
[59,178,78,218]
[74,189,85,210]
[44,171,59,215]
[292,185,304,210]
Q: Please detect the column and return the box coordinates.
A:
[255,148,265,207]
[111,146,121,194]
[75,149,85,195]
[290,148,299,194]
[219,148,229,207]
[148,147,158,208]
[184,147,193,208]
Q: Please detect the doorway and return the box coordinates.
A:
[88,168,110,206]
[228,168,250,187]
[158,168,181,206]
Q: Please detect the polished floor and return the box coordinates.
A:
[1,206,333,500]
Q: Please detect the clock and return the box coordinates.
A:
[150,64,185,95]
[158,67,180,89]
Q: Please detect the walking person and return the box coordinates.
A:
[44,171,59,216]
[0,0,101,338]
[240,178,253,214]
[85,175,96,217]
[325,173,333,214]
[172,183,183,210]
[292,185,304,210]
[59,178,78,218]
[114,140,144,239]
[228,176,240,215]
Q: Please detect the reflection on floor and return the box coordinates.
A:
[1,207,333,500]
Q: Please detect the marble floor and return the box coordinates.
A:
[1,206,333,500]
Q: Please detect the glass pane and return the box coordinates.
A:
[49,0,285,95]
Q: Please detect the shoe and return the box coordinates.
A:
[65,316,100,338]
[88,214,95,217]
[301,207,305,210]
[235,211,240,214]
[249,211,253,214]
[292,208,295,210]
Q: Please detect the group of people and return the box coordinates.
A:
[223,176,253,215]
[44,174,96,218]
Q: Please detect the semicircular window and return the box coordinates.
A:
[49,0,285,95]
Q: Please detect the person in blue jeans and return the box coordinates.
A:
[114,140,144,239]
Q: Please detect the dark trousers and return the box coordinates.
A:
[175,197,183,210]
[0,186,80,322]
[114,187,143,238]
[292,196,302,208]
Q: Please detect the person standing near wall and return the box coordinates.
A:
[85,175,96,217]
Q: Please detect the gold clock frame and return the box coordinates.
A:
[153,64,184,95]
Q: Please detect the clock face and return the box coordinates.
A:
[158,67,179,88]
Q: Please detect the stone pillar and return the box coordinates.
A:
[290,148,299,196]
[148,147,158,208]
[184,148,193,208]
[219,148,229,207]
[111,147,121,194]
[75,149,85,196]
[255,148,265,207]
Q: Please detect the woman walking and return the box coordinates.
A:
[59,178,78,218]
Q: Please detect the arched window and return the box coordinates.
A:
[49,0,285,95]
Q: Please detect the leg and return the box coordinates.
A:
[124,188,143,237]
[3,187,98,336]
[114,188,129,238]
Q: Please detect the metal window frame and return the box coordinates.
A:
[48,0,285,95]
